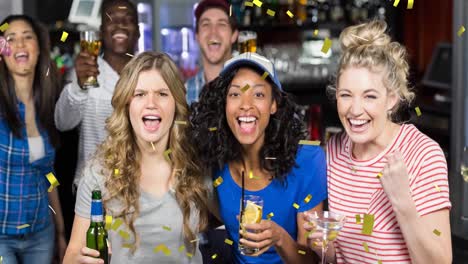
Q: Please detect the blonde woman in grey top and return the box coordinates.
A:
[63,52,211,264]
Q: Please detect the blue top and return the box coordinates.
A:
[0,102,55,235]
[216,145,327,264]
[185,68,205,105]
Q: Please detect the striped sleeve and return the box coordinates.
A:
[410,143,451,216]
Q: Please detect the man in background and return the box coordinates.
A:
[186,0,238,104]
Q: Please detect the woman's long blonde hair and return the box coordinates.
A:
[98,51,209,252]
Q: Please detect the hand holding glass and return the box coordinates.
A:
[80,30,102,88]
[239,195,263,255]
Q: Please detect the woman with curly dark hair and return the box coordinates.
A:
[191,52,327,263]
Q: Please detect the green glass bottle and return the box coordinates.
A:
[86,190,109,264]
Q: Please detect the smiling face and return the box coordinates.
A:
[225,68,277,147]
[101,0,139,55]
[2,19,39,77]
[336,66,398,146]
[196,8,238,66]
[129,69,176,149]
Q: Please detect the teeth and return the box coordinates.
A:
[143,116,161,120]
[208,40,220,45]
[15,52,27,58]
[238,116,256,122]
[349,119,368,125]
[113,33,128,39]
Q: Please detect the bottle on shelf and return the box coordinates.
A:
[86,190,109,264]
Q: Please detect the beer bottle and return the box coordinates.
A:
[86,190,109,264]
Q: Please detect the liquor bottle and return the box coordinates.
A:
[86,190,109,264]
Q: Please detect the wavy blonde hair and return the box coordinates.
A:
[329,20,415,121]
[98,51,209,253]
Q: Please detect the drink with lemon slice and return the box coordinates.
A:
[239,195,263,255]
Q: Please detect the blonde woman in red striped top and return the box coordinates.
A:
[305,20,452,263]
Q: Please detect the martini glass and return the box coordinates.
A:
[306,211,346,264]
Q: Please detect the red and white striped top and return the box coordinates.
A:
[327,124,451,263]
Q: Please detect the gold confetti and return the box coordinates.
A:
[0,22,8,32]
[304,194,312,203]
[363,242,369,252]
[46,172,60,192]
[17,224,30,229]
[241,84,250,92]
[261,71,269,80]
[178,245,185,252]
[433,229,441,236]
[253,0,262,7]
[153,244,171,256]
[393,0,400,7]
[458,26,466,37]
[356,214,362,224]
[213,176,223,187]
[298,250,306,255]
[118,230,130,240]
[164,149,172,162]
[286,10,294,18]
[209,127,218,132]
[321,37,332,54]
[314,29,318,36]
[224,238,233,245]
[266,9,276,16]
[122,243,133,248]
[0,256,2,264]
[105,12,112,21]
[377,260,382,264]
[211,253,218,259]
[265,157,277,160]
[434,184,441,192]
[229,5,232,16]
[267,212,274,219]
[46,67,50,76]
[125,53,134,57]
[162,225,172,231]
[114,168,120,175]
[48,204,57,215]
[105,215,112,230]
[151,141,155,151]
[60,31,69,42]
[362,214,375,235]
[111,218,123,231]
[407,0,414,9]
[299,140,321,145]
[293,203,300,209]
[186,252,193,258]
[376,172,383,179]
[175,120,187,125]
[190,238,200,243]
[415,106,422,116]
[245,1,253,7]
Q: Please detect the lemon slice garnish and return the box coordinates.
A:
[242,201,262,224]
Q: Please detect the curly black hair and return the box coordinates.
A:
[190,66,308,182]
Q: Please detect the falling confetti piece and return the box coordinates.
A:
[299,140,321,145]
[122,243,133,248]
[377,260,382,264]
[356,214,362,224]
[434,184,441,192]
[261,71,269,80]
[253,0,262,7]
[60,31,69,42]
[393,0,400,7]
[48,205,57,215]
[186,252,193,258]
[164,149,172,162]
[376,172,383,179]
[266,9,276,16]
[151,141,156,151]
[286,10,294,18]
[125,53,134,57]
[224,238,233,245]
[265,157,277,160]
[362,214,375,235]
[0,256,2,264]
[209,127,218,132]
[407,0,414,9]
[213,176,224,187]
[304,194,312,203]
[178,245,185,252]
[245,1,253,7]
[229,5,232,16]
[458,26,466,37]
[118,230,130,240]
[293,203,300,209]
[190,238,200,243]
[363,242,369,252]
[211,254,218,259]
[0,23,8,32]
[415,107,422,116]
[105,215,112,230]
[321,37,332,54]
[114,169,120,175]
[298,250,306,255]
[267,212,274,219]
[163,225,172,231]
[153,244,171,256]
[314,29,318,36]
[433,229,441,236]
[17,224,30,229]
[241,84,250,92]
[175,120,187,125]
[46,67,50,76]
[111,218,123,231]
[106,12,112,21]
[46,172,60,192]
